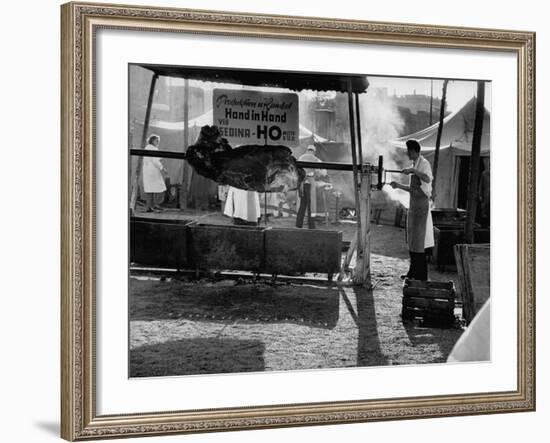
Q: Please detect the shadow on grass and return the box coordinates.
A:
[402,320,465,362]
[130,279,340,329]
[340,287,388,367]
[130,337,265,377]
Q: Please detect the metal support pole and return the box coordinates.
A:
[130,149,361,172]
[264,192,268,226]
[432,79,448,204]
[179,78,190,209]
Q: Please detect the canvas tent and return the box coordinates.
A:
[389,97,490,208]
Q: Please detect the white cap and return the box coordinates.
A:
[307,145,316,152]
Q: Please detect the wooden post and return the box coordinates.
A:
[130,73,158,212]
[353,171,372,287]
[323,188,329,227]
[334,193,340,224]
[429,79,434,126]
[179,78,190,209]
[338,230,357,281]
[432,79,448,204]
[349,86,371,287]
[347,84,363,279]
[264,192,268,226]
[354,93,364,166]
[464,81,485,244]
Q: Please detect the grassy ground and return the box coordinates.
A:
[129,220,465,378]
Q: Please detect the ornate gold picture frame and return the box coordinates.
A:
[61,1,535,440]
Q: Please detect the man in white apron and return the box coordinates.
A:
[390,139,434,280]
[142,134,167,212]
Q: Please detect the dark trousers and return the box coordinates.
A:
[407,251,428,281]
[295,183,315,229]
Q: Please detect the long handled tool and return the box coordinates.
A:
[375,155,406,190]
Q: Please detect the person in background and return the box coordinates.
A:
[142,134,167,213]
[276,191,291,217]
[296,145,327,227]
[260,192,280,221]
[390,139,434,280]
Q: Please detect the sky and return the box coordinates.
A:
[366,76,492,113]
[169,73,492,114]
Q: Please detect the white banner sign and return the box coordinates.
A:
[213,89,299,147]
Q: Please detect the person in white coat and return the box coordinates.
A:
[142,134,167,212]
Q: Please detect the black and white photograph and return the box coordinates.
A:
[1,0,545,441]
[128,63,491,378]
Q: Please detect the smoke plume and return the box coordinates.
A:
[335,87,411,209]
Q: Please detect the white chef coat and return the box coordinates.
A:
[142,144,167,193]
[223,187,261,223]
[413,155,432,198]
[425,201,434,249]
[412,155,434,248]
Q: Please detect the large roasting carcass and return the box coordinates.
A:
[186,125,305,193]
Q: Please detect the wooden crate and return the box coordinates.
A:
[431,208,466,226]
[402,279,455,325]
[453,244,490,324]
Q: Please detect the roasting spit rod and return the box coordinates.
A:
[131,149,363,172]
[130,150,405,189]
